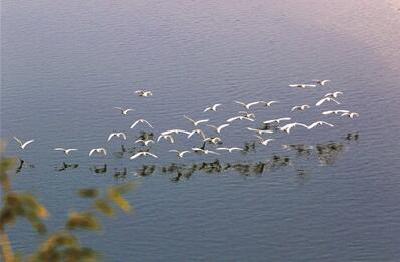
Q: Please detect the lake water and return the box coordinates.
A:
[2,0,400,261]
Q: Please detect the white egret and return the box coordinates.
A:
[130,151,158,159]
[54,148,78,155]
[291,105,310,111]
[13,137,34,149]
[203,103,222,112]
[206,123,230,134]
[107,132,127,142]
[168,150,191,158]
[89,148,107,156]
[130,119,153,129]
[324,91,343,98]
[114,107,134,115]
[134,139,155,146]
[226,116,255,123]
[254,136,274,146]
[263,117,291,124]
[183,115,209,126]
[216,147,243,153]
[315,97,341,106]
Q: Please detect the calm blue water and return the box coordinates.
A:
[2,0,400,261]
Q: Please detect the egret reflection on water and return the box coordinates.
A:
[56,162,79,172]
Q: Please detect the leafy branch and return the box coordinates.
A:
[0,142,134,262]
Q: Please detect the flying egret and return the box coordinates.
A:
[234,100,278,110]
[206,123,230,134]
[226,116,255,123]
[13,137,34,149]
[114,107,134,115]
[107,132,127,142]
[54,148,78,155]
[191,148,220,155]
[246,127,274,135]
[289,84,317,88]
[130,151,158,159]
[313,79,331,86]
[157,134,175,143]
[315,97,341,106]
[263,117,291,124]
[183,115,209,126]
[238,111,256,119]
[322,110,350,115]
[324,91,343,98]
[306,121,334,129]
[203,137,222,145]
[341,112,359,118]
[216,147,243,153]
[89,148,107,156]
[187,129,206,140]
[254,136,274,146]
[134,139,155,146]
[280,123,308,134]
[135,90,153,97]
[168,150,191,158]
[130,119,153,129]
[203,103,222,112]
[291,105,310,111]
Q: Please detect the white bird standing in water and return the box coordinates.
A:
[206,123,230,134]
[130,151,158,159]
[54,148,78,155]
[324,91,343,98]
[168,150,191,158]
[107,132,127,142]
[184,115,209,126]
[130,119,153,129]
[114,107,134,115]
[254,136,274,146]
[203,103,222,112]
[89,148,107,156]
[315,97,341,106]
[13,137,34,149]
